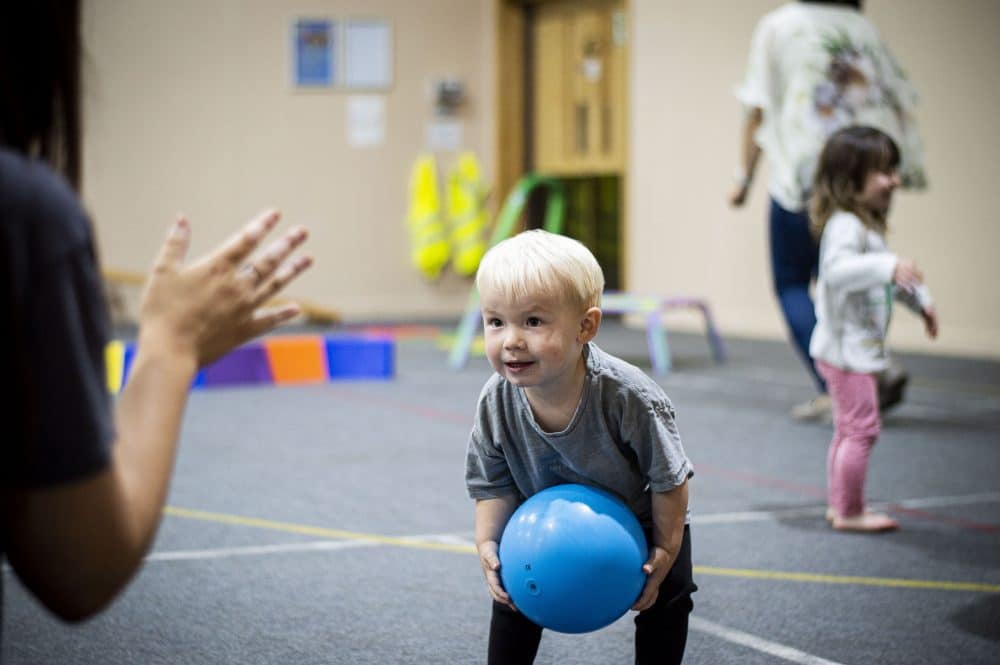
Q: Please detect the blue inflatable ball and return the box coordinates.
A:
[499,483,648,634]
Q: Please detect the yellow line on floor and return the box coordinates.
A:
[164,506,476,555]
[165,506,1000,593]
[695,566,1000,593]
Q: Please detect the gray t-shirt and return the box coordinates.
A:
[465,343,693,527]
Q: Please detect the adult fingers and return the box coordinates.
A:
[151,216,192,274]
[254,254,313,304]
[253,226,309,275]
[728,185,747,207]
[216,209,283,268]
[243,304,304,339]
[247,225,309,292]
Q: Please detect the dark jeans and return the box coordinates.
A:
[487,525,696,665]
[769,198,826,394]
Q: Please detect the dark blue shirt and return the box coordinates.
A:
[0,148,114,631]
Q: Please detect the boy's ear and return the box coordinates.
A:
[578,307,602,343]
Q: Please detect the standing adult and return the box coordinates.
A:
[729,0,926,420]
[0,0,313,647]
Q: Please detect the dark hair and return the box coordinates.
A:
[809,125,900,239]
[0,1,83,449]
[0,0,82,189]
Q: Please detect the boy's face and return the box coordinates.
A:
[479,287,599,394]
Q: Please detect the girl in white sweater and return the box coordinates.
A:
[809,126,938,532]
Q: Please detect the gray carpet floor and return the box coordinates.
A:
[4,319,999,664]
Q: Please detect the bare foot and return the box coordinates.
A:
[826,506,874,523]
[832,512,899,532]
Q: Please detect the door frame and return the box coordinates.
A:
[493,0,630,288]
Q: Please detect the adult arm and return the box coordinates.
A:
[729,107,763,207]
[2,210,311,620]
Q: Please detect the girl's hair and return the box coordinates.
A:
[809,125,900,240]
[0,0,82,189]
[476,230,604,310]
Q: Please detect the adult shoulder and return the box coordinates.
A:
[758,2,810,29]
[0,148,93,261]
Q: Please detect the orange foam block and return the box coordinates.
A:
[263,335,328,384]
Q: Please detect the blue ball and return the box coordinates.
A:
[499,483,648,634]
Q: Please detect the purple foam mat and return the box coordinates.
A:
[200,344,273,386]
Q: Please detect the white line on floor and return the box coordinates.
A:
[693,506,826,524]
[141,490,1000,563]
[892,491,1000,510]
[145,539,379,562]
[692,491,1000,526]
[663,367,1000,415]
[145,532,479,563]
[690,616,846,665]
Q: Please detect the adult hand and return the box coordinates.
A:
[892,258,923,294]
[631,545,672,612]
[728,182,750,207]
[923,305,939,339]
[478,540,515,610]
[139,209,313,367]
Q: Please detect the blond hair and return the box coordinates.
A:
[475,230,604,309]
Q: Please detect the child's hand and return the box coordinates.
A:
[478,541,515,610]
[631,546,673,612]
[892,258,924,294]
[923,305,939,339]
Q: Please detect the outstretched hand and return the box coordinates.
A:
[139,209,313,367]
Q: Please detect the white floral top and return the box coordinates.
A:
[736,3,927,212]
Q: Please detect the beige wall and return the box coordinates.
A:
[630,0,1000,359]
[82,0,493,320]
[84,1,999,359]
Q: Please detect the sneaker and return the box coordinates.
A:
[878,366,909,412]
[791,394,832,422]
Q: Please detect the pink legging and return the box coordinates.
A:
[816,360,881,517]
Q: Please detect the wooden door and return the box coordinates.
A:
[495,0,628,289]
[532,0,626,175]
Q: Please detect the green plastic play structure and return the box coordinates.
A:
[447,174,566,369]
[446,172,727,374]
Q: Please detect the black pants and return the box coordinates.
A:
[488,525,696,665]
